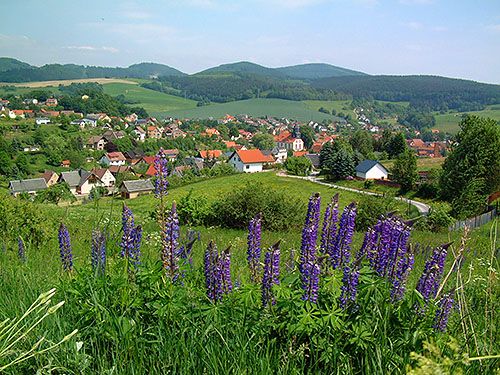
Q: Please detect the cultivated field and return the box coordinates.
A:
[0,78,139,88]
[102,82,197,114]
[158,98,343,122]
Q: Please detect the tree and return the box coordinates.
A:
[329,149,355,180]
[34,183,75,205]
[284,156,312,176]
[440,116,500,213]
[300,125,315,150]
[349,130,373,157]
[388,132,407,158]
[320,138,356,180]
[391,149,418,193]
[252,133,276,150]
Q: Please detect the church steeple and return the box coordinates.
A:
[292,124,301,139]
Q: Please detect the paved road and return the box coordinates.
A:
[277,172,430,215]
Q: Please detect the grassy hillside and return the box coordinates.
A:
[102,82,197,114]
[302,99,352,114]
[156,98,343,122]
[434,105,500,134]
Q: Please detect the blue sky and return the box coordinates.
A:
[1,0,500,83]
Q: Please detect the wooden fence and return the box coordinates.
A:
[449,208,498,231]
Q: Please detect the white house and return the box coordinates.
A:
[99,152,126,166]
[228,149,274,173]
[35,117,50,125]
[355,160,389,180]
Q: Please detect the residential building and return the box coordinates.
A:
[355,160,389,180]
[41,170,59,187]
[99,152,126,166]
[35,117,50,125]
[119,180,154,199]
[227,149,275,173]
[9,178,47,197]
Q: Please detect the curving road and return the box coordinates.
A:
[277,172,430,215]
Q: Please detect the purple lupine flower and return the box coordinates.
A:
[177,229,198,272]
[300,193,321,272]
[434,289,455,332]
[161,202,181,281]
[301,260,320,303]
[153,148,169,199]
[121,203,134,258]
[205,241,232,302]
[235,275,242,289]
[121,204,142,270]
[91,229,106,276]
[339,264,360,309]
[414,243,451,313]
[329,201,357,271]
[262,241,281,307]
[58,223,73,272]
[247,213,262,282]
[391,246,414,301]
[18,236,26,263]
[320,194,339,257]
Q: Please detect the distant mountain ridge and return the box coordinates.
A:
[196,61,367,79]
[0,58,186,83]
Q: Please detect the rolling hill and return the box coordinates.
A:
[0,57,32,72]
[276,63,367,80]
[153,98,342,122]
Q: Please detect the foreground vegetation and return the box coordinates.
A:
[0,170,498,374]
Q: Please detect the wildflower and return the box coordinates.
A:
[301,260,320,304]
[58,223,73,272]
[247,213,262,282]
[329,201,357,271]
[205,241,232,302]
[300,193,321,272]
[121,204,142,270]
[177,229,198,271]
[153,147,169,199]
[161,202,180,281]
[18,236,26,263]
[339,264,360,309]
[320,193,339,257]
[414,243,451,313]
[285,249,296,273]
[262,241,281,307]
[91,229,106,275]
[434,289,455,332]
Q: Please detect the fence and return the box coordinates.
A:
[449,207,498,231]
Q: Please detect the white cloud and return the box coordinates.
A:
[402,21,422,29]
[488,24,500,32]
[65,46,119,52]
[264,0,325,9]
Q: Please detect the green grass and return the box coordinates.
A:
[157,98,343,122]
[302,99,352,115]
[382,157,446,172]
[434,106,500,134]
[102,82,197,114]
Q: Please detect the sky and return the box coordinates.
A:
[1,0,500,83]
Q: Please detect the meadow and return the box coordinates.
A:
[102,82,197,114]
[0,171,498,373]
[434,105,500,134]
[157,98,342,122]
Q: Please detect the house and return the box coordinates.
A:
[108,165,135,177]
[227,149,275,173]
[99,152,126,166]
[305,154,320,171]
[171,165,191,178]
[163,148,179,160]
[147,126,163,139]
[23,145,40,152]
[90,168,116,189]
[355,160,389,180]
[124,149,146,165]
[61,160,71,168]
[102,130,124,142]
[41,170,59,187]
[262,148,287,164]
[120,180,154,199]
[9,178,47,197]
[82,117,98,127]
[86,135,106,150]
[132,126,146,142]
[275,130,304,152]
[59,170,89,195]
[35,117,50,125]
[71,119,87,129]
[45,98,58,107]
[199,150,222,160]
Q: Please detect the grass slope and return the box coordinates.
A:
[434,105,500,134]
[102,82,197,114]
[157,98,343,122]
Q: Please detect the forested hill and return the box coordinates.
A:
[312,75,500,111]
[276,63,367,80]
[0,59,186,83]
[197,61,367,80]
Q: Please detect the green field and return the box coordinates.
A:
[102,82,197,115]
[434,105,500,134]
[157,98,343,122]
[302,99,352,115]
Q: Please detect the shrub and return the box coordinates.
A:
[177,190,211,226]
[210,182,306,231]
[417,205,454,232]
[364,180,374,189]
[355,195,396,231]
[417,182,439,199]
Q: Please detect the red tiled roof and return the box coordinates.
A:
[293,151,307,157]
[199,150,222,159]
[235,149,272,164]
[107,152,125,161]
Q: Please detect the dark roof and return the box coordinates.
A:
[9,178,47,194]
[120,180,154,193]
[355,160,388,174]
[124,149,146,159]
[59,169,90,188]
[305,153,320,169]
